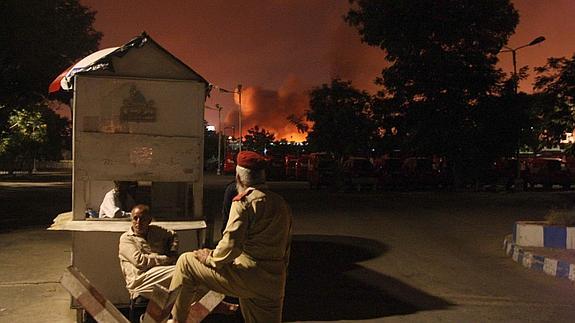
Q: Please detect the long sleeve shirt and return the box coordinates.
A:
[206,186,293,272]
[118,225,178,289]
[99,189,136,218]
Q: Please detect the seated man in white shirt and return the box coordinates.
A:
[99,181,137,218]
[118,204,178,300]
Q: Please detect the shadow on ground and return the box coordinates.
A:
[283,234,452,321]
[205,234,452,322]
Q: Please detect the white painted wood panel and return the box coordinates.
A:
[75,132,201,182]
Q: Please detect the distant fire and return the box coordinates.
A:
[224,76,311,142]
[281,131,307,142]
[218,22,386,143]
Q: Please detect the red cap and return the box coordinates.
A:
[236,151,267,170]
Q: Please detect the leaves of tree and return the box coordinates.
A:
[345,0,520,184]
[0,0,102,108]
[306,79,376,157]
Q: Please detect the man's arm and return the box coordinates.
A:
[165,229,179,263]
[119,234,172,270]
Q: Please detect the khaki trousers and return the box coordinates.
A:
[127,265,175,299]
[169,252,284,323]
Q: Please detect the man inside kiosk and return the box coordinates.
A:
[99,181,137,218]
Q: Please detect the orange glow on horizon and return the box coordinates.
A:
[279,131,307,143]
[221,79,311,143]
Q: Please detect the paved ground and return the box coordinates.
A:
[0,229,74,322]
[0,171,71,232]
[1,172,575,322]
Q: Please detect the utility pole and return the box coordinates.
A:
[218,84,243,151]
[215,104,223,175]
[500,36,545,191]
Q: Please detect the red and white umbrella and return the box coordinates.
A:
[48,47,120,93]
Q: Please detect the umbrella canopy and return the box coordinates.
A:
[48,47,119,94]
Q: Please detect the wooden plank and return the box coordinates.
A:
[48,219,206,232]
[141,284,182,323]
[186,291,225,323]
[60,266,130,323]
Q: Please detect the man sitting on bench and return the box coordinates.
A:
[118,204,178,301]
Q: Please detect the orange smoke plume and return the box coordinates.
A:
[224,76,310,142]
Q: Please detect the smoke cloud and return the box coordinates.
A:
[220,18,387,143]
[327,14,387,94]
[223,75,309,142]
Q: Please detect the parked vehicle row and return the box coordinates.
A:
[308,154,446,191]
[522,157,571,190]
[222,151,575,191]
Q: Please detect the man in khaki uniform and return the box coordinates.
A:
[119,204,178,300]
[170,151,293,323]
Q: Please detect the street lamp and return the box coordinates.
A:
[223,126,236,164]
[205,104,223,175]
[223,126,235,138]
[500,36,545,190]
[501,36,546,94]
[218,84,243,151]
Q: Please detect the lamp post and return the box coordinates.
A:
[224,126,236,138]
[500,36,545,190]
[501,36,546,94]
[218,84,243,151]
[223,126,236,164]
[205,104,223,175]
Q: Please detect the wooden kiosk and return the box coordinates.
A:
[49,33,210,317]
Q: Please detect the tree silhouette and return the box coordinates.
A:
[0,0,100,167]
[243,126,276,154]
[306,79,376,158]
[346,0,519,185]
[0,0,101,130]
[0,108,47,172]
[533,54,575,152]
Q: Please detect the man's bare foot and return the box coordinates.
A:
[213,301,239,315]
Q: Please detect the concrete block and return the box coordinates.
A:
[556,261,570,278]
[543,226,567,248]
[566,227,575,249]
[543,258,558,276]
[515,222,544,247]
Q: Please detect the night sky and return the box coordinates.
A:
[79,0,575,141]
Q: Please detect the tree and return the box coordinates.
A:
[38,104,72,160]
[532,54,575,151]
[0,108,47,171]
[0,103,70,172]
[346,0,519,185]
[362,95,406,156]
[242,126,275,154]
[306,79,376,158]
[0,0,99,167]
[287,113,309,134]
[0,0,101,131]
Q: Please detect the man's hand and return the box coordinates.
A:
[193,248,212,264]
